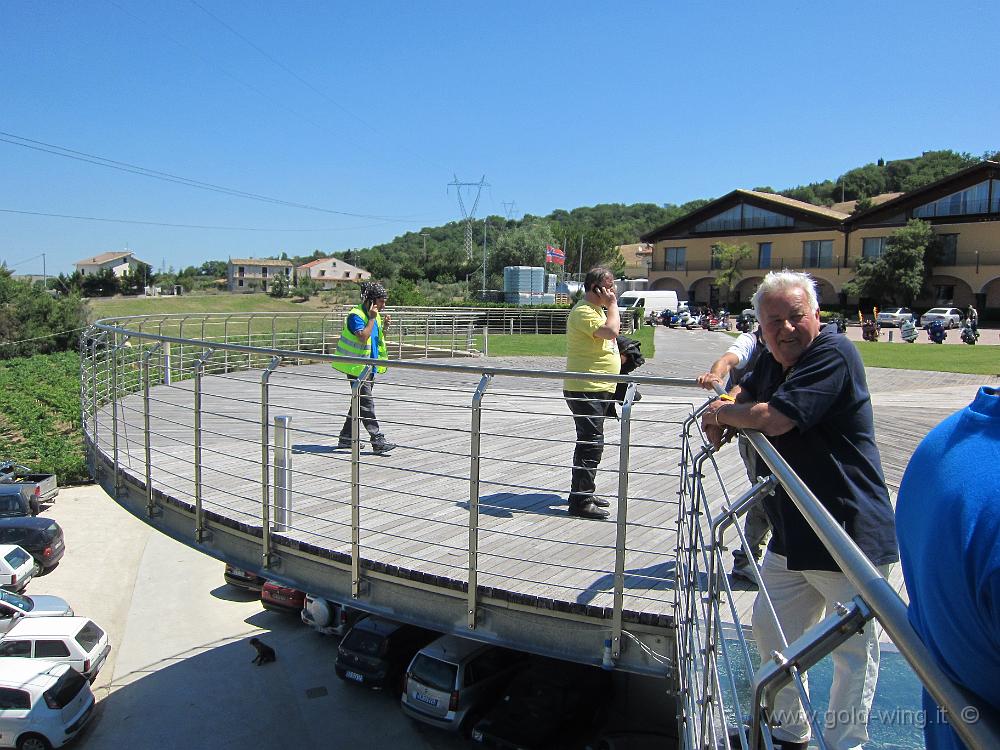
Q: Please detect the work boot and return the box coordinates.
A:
[568,500,610,520]
[337,436,352,450]
[371,437,397,456]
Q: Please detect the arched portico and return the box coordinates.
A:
[650,276,685,295]
[980,275,1000,308]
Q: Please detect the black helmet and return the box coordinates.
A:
[360,281,388,304]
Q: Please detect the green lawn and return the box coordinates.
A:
[87,292,330,319]
[478,326,655,357]
[855,341,1000,376]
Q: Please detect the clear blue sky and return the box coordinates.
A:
[2,1,997,276]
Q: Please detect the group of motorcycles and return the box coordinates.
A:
[861,316,980,345]
[656,307,731,331]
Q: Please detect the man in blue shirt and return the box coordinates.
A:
[896,386,1000,749]
[702,270,897,750]
[333,282,395,455]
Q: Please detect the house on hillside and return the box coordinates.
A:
[227,258,294,293]
[640,160,1000,311]
[74,251,148,278]
[296,257,370,290]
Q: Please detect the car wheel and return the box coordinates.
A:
[17,734,52,750]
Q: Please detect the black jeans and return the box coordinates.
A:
[339,373,382,441]
[564,390,614,505]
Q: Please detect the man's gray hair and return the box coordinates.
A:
[751,270,819,320]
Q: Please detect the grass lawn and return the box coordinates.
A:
[87,292,331,319]
[478,325,655,358]
[855,341,1000,376]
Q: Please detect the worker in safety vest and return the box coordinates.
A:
[333,281,396,455]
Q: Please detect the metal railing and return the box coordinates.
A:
[675,390,1000,750]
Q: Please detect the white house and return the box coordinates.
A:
[296,257,371,290]
[74,251,146,278]
[227,258,294,293]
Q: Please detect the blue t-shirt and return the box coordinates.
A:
[347,311,379,359]
[896,386,1000,750]
[741,327,897,571]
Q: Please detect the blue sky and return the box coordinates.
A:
[2,1,997,276]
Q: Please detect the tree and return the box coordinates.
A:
[81,269,119,297]
[293,274,318,301]
[711,242,753,305]
[268,273,289,298]
[199,260,228,278]
[843,219,938,305]
[0,270,88,358]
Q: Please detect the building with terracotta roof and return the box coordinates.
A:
[74,250,148,278]
[640,161,1000,311]
[226,258,293,293]
[296,256,370,290]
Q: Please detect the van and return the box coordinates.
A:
[0,617,111,682]
[401,635,527,732]
[0,660,95,749]
[618,291,679,321]
[0,545,36,593]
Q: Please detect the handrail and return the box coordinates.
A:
[706,385,1000,749]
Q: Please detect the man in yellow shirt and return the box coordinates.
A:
[564,267,621,520]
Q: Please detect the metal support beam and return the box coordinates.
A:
[467,373,493,629]
[142,343,162,517]
[260,356,281,568]
[350,365,374,598]
[193,349,215,543]
[611,382,638,661]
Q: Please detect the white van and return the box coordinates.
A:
[618,290,679,321]
[0,617,111,681]
[0,659,95,749]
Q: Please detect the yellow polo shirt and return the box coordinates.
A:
[564,300,620,392]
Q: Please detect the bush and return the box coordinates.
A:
[0,273,89,359]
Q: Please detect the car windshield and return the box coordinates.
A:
[926,308,948,314]
[3,548,30,568]
[341,628,385,657]
[409,654,458,692]
[0,589,31,612]
[75,621,105,651]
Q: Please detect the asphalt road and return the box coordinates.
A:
[28,485,468,750]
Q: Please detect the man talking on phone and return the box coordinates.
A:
[563,267,620,520]
[333,281,396,455]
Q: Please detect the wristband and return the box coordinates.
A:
[718,393,735,402]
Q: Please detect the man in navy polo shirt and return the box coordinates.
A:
[702,270,897,750]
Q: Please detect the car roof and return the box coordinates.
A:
[351,615,408,637]
[3,616,93,638]
[0,517,59,531]
[0,544,30,556]
[417,634,493,663]
[0,659,70,686]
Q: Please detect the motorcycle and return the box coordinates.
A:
[900,319,918,343]
[861,319,880,342]
[828,315,848,334]
[960,321,980,345]
[925,319,947,344]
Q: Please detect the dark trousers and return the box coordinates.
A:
[564,390,614,505]
[339,373,382,441]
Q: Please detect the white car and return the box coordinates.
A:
[876,307,915,327]
[0,544,37,593]
[0,660,95,750]
[919,307,963,328]
[0,589,73,634]
[0,617,111,681]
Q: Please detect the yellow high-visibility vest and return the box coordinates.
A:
[332,306,387,375]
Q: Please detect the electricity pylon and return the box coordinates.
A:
[448,175,489,260]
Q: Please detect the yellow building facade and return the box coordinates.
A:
[641,161,1000,312]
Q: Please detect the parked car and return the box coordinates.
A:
[335,616,437,692]
[301,595,363,637]
[401,635,528,733]
[0,517,66,571]
[0,617,111,681]
[224,563,266,592]
[876,307,915,327]
[919,307,963,328]
[0,486,40,519]
[0,589,73,634]
[260,581,306,615]
[470,658,612,750]
[0,461,58,507]
[0,659,96,749]
[0,545,37,593]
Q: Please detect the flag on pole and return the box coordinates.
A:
[545,244,566,265]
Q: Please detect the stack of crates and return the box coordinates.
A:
[504,266,555,306]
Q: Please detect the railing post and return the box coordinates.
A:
[223,317,230,373]
[350,365,374,599]
[610,382,637,661]
[451,317,456,356]
[89,334,101,476]
[424,317,430,357]
[110,332,124,496]
[467,373,493,629]
[483,325,489,356]
[163,341,172,385]
[260,356,281,568]
[193,348,215,543]
[247,317,254,369]
[296,316,302,366]
[273,416,292,532]
[142,343,162,517]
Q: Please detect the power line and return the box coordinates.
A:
[0,131,414,222]
[0,207,391,233]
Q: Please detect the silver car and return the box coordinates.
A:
[876,307,915,327]
[920,307,963,328]
[0,589,73,634]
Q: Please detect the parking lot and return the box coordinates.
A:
[25,485,669,749]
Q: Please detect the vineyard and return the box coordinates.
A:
[0,351,88,484]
